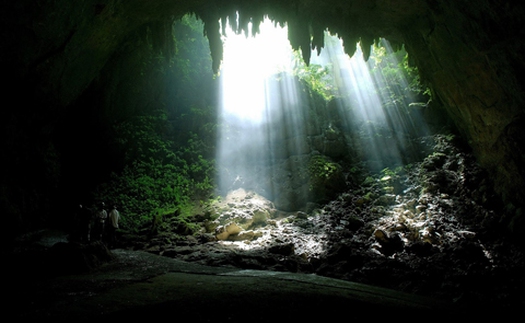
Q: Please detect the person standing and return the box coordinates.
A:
[107,204,120,248]
[94,202,107,241]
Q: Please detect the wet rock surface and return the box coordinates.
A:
[9,247,465,321]
[120,134,524,310]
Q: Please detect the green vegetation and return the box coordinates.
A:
[93,110,215,232]
[368,41,431,109]
[89,21,430,235]
[309,155,340,181]
[288,34,430,110]
[91,15,216,233]
[291,51,335,101]
[308,155,345,201]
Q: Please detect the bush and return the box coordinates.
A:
[93,113,215,233]
[308,155,346,201]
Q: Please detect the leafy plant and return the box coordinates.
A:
[307,155,347,202]
[93,108,215,233]
[368,41,431,108]
[290,51,336,101]
[309,155,339,180]
[89,14,220,234]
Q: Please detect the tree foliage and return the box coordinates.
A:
[291,50,336,101]
[92,15,217,233]
[368,41,431,108]
[93,109,215,232]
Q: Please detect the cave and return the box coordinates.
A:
[2,0,524,320]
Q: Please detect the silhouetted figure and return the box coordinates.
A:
[107,204,120,248]
[93,202,107,241]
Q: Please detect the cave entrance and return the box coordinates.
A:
[216,16,429,210]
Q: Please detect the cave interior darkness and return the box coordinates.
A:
[1,0,525,316]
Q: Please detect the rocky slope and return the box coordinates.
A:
[120,133,524,310]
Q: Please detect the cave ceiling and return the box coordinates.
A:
[2,0,429,106]
[2,0,525,215]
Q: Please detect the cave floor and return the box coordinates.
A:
[6,248,498,321]
[106,133,524,317]
[6,134,524,320]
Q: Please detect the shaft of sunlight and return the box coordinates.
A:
[311,34,428,171]
[217,21,429,207]
[217,16,308,204]
[220,18,293,124]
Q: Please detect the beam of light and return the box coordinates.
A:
[219,18,293,124]
[217,19,429,209]
[214,20,431,254]
[217,16,309,205]
[311,34,429,171]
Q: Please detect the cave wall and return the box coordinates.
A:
[1,0,524,234]
[403,1,525,224]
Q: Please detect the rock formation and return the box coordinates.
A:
[1,1,524,236]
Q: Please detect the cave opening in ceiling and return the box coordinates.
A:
[215,15,430,209]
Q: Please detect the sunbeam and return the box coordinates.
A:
[217,16,309,207]
[219,17,293,124]
[311,34,429,171]
[217,20,429,210]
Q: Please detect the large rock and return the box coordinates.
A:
[215,222,243,240]
[208,189,274,241]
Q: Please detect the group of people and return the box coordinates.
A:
[74,202,120,248]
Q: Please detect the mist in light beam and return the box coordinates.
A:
[311,35,429,171]
[217,22,429,207]
[216,17,310,207]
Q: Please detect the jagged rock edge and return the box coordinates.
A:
[193,7,383,73]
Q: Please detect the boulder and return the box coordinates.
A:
[215,222,243,240]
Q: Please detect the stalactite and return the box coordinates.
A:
[389,40,403,52]
[200,13,223,73]
[228,11,238,34]
[341,34,358,58]
[360,35,374,61]
[251,13,264,36]
[238,11,251,37]
[198,2,389,73]
[311,23,325,56]
[220,13,229,36]
[288,14,312,65]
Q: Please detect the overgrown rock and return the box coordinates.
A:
[115,133,524,311]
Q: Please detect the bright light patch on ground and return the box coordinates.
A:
[220,18,293,123]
